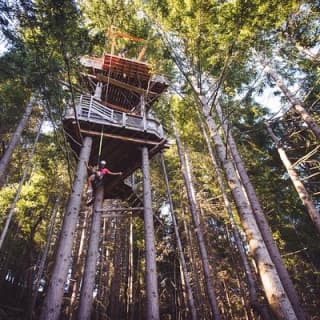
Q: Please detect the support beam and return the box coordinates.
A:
[80,129,159,146]
[40,136,93,320]
[84,73,158,97]
[142,146,159,320]
[97,207,144,212]
[78,185,105,319]
[102,214,133,219]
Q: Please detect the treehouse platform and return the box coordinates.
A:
[63,53,169,200]
[80,54,168,113]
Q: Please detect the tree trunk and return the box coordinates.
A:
[109,218,122,320]
[263,64,320,141]
[200,98,297,319]
[182,206,206,317]
[195,107,268,318]
[0,98,34,187]
[141,146,160,320]
[295,44,320,62]
[172,116,221,320]
[95,217,109,319]
[40,136,93,320]
[31,197,60,314]
[266,123,320,234]
[0,117,43,251]
[160,153,198,320]
[127,217,134,320]
[214,101,307,320]
[78,185,104,319]
[69,209,91,320]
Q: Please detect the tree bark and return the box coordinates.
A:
[127,217,134,320]
[200,98,297,320]
[95,217,109,319]
[295,44,320,62]
[266,123,320,234]
[215,101,307,320]
[109,218,122,320]
[195,107,269,318]
[69,209,91,320]
[172,116,221,320]
[263,64,320,141]
[0,117,43,251]
[31,197,60,313]
[141,146,160,320]
[40,136,93,320]
[0,98,34,187]
[182,206,206,316]
[78,185,104,319]
[160,153,198,320]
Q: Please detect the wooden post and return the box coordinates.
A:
[78,185,105,319]
[142,146,159,320]
[40,136,93,320]
[88,95,93,119]
[141,96,147,131]
[94,82,102,100]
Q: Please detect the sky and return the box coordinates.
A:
[255,87,283,114]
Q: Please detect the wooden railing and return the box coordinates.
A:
[65,95,164,139]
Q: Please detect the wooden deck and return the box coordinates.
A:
[63,94,168,199]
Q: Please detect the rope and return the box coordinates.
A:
[97,125,104,163]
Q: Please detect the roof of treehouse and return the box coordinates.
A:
[80,53,169,112]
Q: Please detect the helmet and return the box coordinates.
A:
[100,160,106,166]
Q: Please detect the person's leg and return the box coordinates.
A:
[87,174,95,192]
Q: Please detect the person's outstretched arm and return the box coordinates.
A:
[107,170,123,176]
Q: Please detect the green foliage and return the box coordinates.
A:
[0,0,319,318]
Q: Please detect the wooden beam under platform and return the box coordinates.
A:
[97,207,143,212]
[83,73,159,97]
[101,213,133,219]
[80,129,160,146]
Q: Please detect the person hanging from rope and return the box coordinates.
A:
[86,160,122,204]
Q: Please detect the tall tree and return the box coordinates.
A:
[0,98,34,187]
[0,115,43,250]
[160,152,198,320]
[40,136,92,320]
[78,186,104,320]
[266,122,320,234]
[172,113,221,319]
[200,96,297,319]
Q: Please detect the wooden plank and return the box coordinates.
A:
[80,129,159,145]
[97,99,137,114]
[82,73,157,97]
[97,207,144,212]
[101,213,133,219]
[103,60,149,76]
[96,74,158,97]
